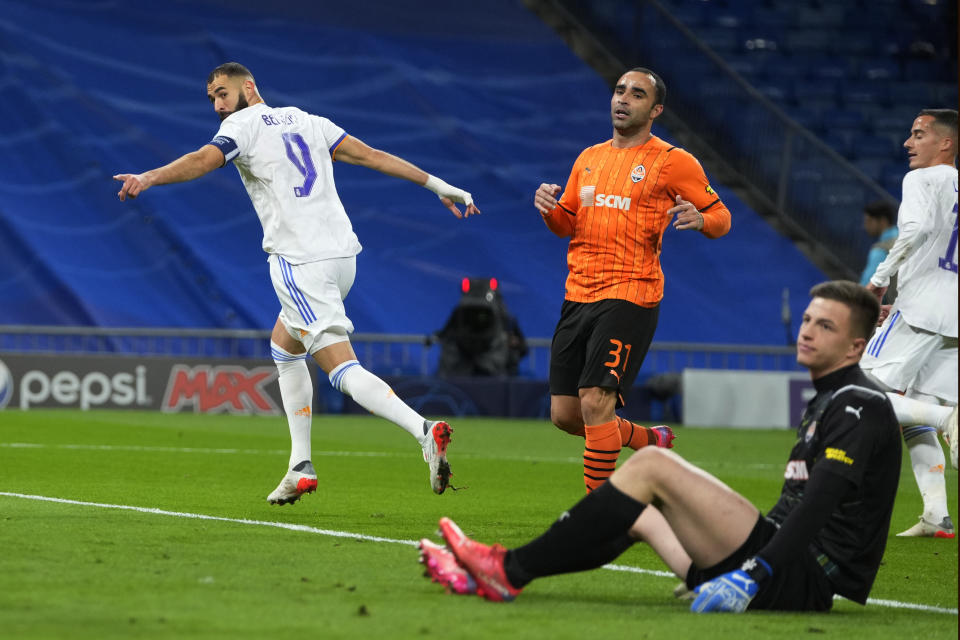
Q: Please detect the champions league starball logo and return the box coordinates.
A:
[0,358,12,410]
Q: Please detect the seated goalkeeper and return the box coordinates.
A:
[420,280,901,612]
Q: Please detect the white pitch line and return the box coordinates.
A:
[0,442,290,456]
[0,441,580,464]
[0,491,415,546]
[0,442,782,468]
[601,562,958,615]
[0,492,955,616]
[602,562,675,578]
[859,597,957,615]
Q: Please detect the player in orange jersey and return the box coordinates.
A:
[533,67,731,493]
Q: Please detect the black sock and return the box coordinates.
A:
[503,482,646,588]
[504,534,636,588]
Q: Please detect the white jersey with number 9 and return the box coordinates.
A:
[210,102,362,265]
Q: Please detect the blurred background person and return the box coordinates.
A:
[859,200,898,294]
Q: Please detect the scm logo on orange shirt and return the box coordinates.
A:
[594,193,632,210]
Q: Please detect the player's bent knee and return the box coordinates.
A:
[617,447,674,481]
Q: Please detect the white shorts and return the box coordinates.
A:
[861,308,958,403]
[268,254,356,354]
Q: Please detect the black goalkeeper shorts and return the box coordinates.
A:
[549,299,658,408]
[685,515,834,612]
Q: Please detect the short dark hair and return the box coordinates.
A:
[207,62,254,85]
[809,280,880,340]
[917,108,958,138]
[629,67,666,106]
[863,200,896,224]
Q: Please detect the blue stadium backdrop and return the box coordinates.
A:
[0,0,825,344]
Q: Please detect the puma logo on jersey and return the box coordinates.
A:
[784,460,808,480]
[845,405,863,419]
[594,193,632,210]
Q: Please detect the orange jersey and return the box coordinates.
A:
[542,135,730,307]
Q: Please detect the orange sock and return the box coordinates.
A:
[617,417,653,450]
[583,420,621,493]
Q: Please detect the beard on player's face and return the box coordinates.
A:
[611,100,657,132]
[613,112,649,133]
[219,92,249,121]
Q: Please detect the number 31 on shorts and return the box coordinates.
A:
[604,339,632,370]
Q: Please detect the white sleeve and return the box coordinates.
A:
[870,171,935,287]
[210,115,252,165]
[311,115,347,156]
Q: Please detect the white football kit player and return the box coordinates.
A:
[210,103,363,353]
[862,162,958,538]
[863,164,958,404]
[115,73,472,502]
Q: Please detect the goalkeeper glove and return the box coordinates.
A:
[690,556,771,613]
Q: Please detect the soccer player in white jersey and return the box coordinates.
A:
[861,108,958,538]
[114,62,481,504]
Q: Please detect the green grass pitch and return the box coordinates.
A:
[1,409,956,639]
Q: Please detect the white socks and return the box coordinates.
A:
[886,392,953,432]
[897,390,952,524]
[329,359,427,443]
[903,426,950,523]
[271,341,314,469]
[272,345,429,473]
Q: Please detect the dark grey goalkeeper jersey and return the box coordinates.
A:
[766,364,901,604]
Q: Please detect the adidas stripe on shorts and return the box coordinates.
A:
[861,308,958,403]
[268,254,356,355]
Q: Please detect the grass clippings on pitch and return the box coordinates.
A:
[0,410,956,639]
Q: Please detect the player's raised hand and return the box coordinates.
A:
[534,183,562,214]
[440,196,481,219]
[669,194,704,231]
[113,173,152,201]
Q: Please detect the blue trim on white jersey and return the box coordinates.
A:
[278,256,317,324]
[329,132,347,155]
[209,135,239,164]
